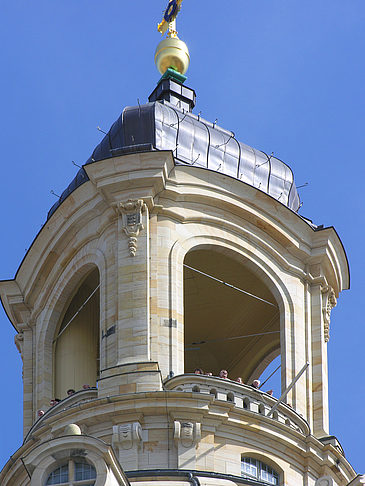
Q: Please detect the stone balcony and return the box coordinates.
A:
[25,374,310,445]
[164,374,310,435]
[24,388,98,443]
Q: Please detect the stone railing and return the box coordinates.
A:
[24,388,98,443]
[164,374,309,435]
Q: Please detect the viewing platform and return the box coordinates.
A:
[25,374,310,443]
[165,374,310,436]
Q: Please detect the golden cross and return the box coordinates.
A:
[158,0,184,37]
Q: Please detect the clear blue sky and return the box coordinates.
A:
[0,0,364,473]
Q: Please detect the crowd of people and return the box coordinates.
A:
[37,371,274,420]
[37,384,93,418]
[194,368,273,396]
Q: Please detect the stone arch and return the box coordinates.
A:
[169,234,292,321]
[36,243,107,406]
[168,232,295,388]
[53,267,100,398]
[23,435,125,486]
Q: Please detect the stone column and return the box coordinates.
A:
[150,216,184,380]
[98,200,162,396]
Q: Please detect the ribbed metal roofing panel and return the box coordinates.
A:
[47,101,300,219]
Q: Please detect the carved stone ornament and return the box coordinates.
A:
[112,422,142,450]
[315,476,333,486]
[119,199,144,256]
[14,332,24,356]
[173,420,201,448]
[321,286,337,342]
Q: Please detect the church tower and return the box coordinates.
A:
[0,2,362,485]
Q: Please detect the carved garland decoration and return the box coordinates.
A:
[119,199,144,256]
[321,286,337,342]
[14,332,24,356]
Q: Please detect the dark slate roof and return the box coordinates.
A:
[47,101,300,219]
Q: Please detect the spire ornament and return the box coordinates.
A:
[158,0,183,38]
[155,0,190,77]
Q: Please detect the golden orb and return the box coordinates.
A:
[155,36,190,75]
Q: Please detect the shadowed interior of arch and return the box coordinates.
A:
[54,268,100,399]
[184,248,281,385]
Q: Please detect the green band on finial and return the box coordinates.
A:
[160,67,187,84]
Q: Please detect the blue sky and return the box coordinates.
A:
[0,0,364,473]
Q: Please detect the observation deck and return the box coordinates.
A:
[165,374,309,436]
[25,375,310,443]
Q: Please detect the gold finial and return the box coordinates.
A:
[155,0,190,76]
[158,0,184,38]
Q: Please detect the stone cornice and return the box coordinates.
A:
[1,151,349,329]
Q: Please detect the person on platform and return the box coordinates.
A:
[250,379,260,389]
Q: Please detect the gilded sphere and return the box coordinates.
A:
[155,37,190,76]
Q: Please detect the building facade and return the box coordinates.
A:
[0,41,363,486]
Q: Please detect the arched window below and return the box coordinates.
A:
[46,459,96,485]
[241,457,279,485]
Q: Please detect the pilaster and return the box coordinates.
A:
[117,199,150,365]
[311,282,330,437]
[16,322,34,435]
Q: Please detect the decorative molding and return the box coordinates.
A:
[173,420,201,448]
[118,199,144,256]
[321,286,337,342]
[112,422,142,450]
[315,476,333,486]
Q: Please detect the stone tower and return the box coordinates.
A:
[0,5,363,486]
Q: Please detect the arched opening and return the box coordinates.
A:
[54,268,100,398]
[184,248,281,387]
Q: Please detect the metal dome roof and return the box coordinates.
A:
[48,99,300,219]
